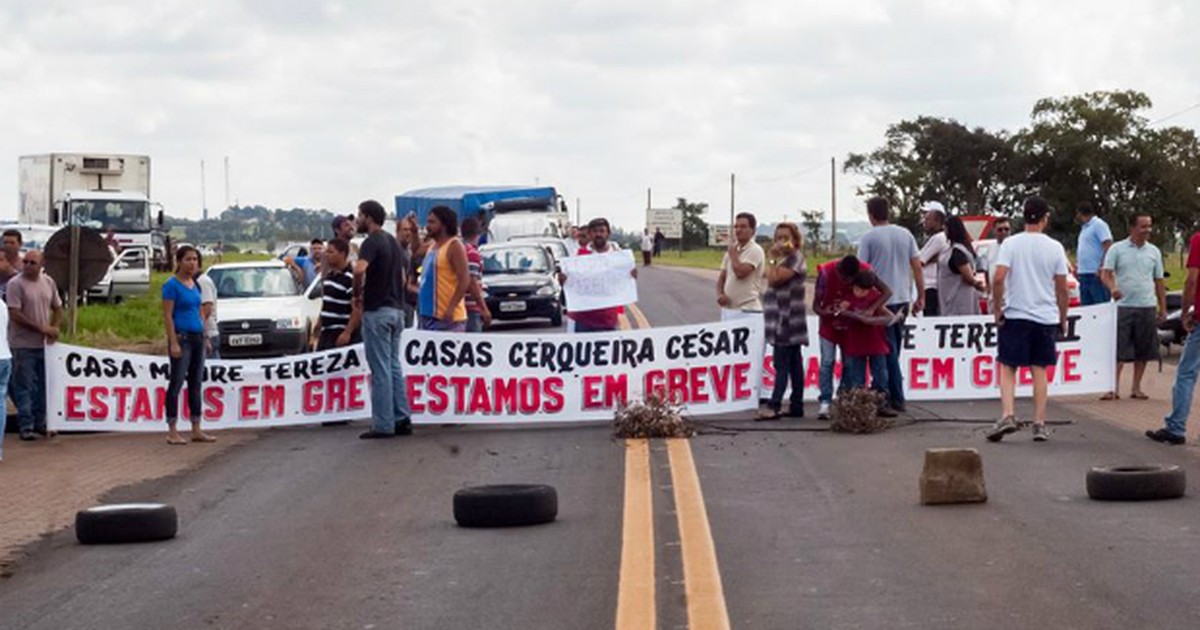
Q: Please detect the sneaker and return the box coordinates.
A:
[877,405,898,418]
[359,431,397,440]
[985,416,1020,442]
[891,402,907,413]
[19,430,37,441]
[395,421,414,436]
[1145,428,1186,445]
[817,403,830,421]
[1032,424,1049,442]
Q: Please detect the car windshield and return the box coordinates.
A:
[482,247,550,274]
[69,199,151,232]
[207,267,301,298]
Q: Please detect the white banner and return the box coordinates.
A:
[760,303,1118,400]
[560,250,638,312]
[48,319,765,432]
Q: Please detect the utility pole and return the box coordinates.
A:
[575,197,580,226]
[830,157,837,251]
[223,156,231,210]
[730,173,736,245]
[200,159,208,221]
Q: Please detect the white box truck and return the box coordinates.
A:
[18,153,166,269]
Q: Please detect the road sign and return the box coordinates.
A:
[708,224,731,247]
[646,208,682,239]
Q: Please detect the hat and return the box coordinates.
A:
[920,200,946,216]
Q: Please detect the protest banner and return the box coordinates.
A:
[47,318,765,432]
[559,250,637,312]
[761,303,1118,400]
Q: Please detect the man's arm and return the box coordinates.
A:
[716,269,729,307]
[8,308,41,334]
[443,239,470,320]
[910,255,926,313]
[1183,267,1199,332]
[866,275,893,314]
[726,244,756,279]
[1055,273,1069,333]
[352,259,368,302]
[1155,278,1168,322]
[991,265,1008,324]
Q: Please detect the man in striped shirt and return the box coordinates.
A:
[315,238,361,350]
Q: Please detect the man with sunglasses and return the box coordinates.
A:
[7,251,62,441]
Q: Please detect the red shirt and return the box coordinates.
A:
[568,245,623,330]
[816,259,872,344]
[1189,232,1200,269]
[840,289,890,357]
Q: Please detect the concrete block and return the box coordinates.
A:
[920,448,987,505]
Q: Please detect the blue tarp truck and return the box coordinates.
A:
[394,185,558,224]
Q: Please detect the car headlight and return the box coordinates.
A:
[275,316,303,330]
[536,284,556,296]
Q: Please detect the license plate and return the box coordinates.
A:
[228,334,263,347]
[499,301,527,313]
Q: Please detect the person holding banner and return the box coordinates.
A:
[986,196,1069,443]
[9,250,61,442]
[1147,229,1200,445]
[759,222,809,420]
[355,200,413,439]
[162,246,215,445]
[716,212,765,319]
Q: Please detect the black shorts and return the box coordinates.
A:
[1116,307,1160,363]
[997,318,1058,368]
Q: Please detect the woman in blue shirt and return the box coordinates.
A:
[161,246,214,445]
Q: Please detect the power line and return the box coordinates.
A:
[1150,101,1200,126]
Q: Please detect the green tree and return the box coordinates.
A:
[674,197,710,249]
[800,210,824,253]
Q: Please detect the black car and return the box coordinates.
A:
[480,243,563,327]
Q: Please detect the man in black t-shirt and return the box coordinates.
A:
[315,238,362,351]
[353,200,412,439]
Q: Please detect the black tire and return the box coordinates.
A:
[1086,465,1187,501]
[454,484,558,528]
[76,503,178,544]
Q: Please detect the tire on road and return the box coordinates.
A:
[454,484,558,528]
[76,503,178,544]
[1086,465,1186,501]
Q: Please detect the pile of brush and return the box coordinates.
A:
[613,396,695,439]
[831,387,892,434]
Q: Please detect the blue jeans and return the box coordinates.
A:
[419,316,466,332]
[167,332,206,423]
[1079,274,1110,306]
[1165,328,1200,437]
[884,303,909,408]
[841,354,889,395]
[818,337,837,404]
[466,311,484,333]
[13,348,46,433]
[0,359,11,458]
[363,307,411,434]
[769,344,804,412]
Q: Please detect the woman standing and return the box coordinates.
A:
[760,222,809,420]
[938,216,985,316]
[397,215,421,328]
[161,246,214,445]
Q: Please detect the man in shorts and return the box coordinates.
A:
[986,196,1069,442]
[1100,213,1166,401]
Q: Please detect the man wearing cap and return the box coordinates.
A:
[986,196,1069,443]
[917,201,949,316]
[1075,203,1113,306]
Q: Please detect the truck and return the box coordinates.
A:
[394,185,570,244]
[18,153,167,270]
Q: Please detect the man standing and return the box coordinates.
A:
[1075,203,1113,306]
[641,229,654,266]
[813,255,893,419]
[986,197,1069,443]
[857,196,925,413]
[198,273,220,359]
[1100,213,1166,401]
[561,218,636,333]
[353,200,411,439]
[918,201,949,316]
[460,217,492,333]
[417,206,470,332]
[315,238,361,350]
[653,228,665,257]
[992,216,1011,244]
[1147,228,1200,445]
[7,250,62,441]
[0,229,22,301]
[332,215,360,259]
[716,212,765,317]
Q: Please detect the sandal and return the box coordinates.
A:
[167,437,188,446]
[1130,392,1149,400]
[1099,392,1120,401]
[756,408,782,421]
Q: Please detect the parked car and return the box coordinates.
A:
[480,243,563,327]
[204,261,321,359]
[1158,290,1189,349]
[974,239,1080,314]
[510,236,571,264]
[87,246,151,303]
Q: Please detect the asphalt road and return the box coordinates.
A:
[3,263,1200,629]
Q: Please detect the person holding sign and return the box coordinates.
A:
[716,212,765,319]
[560,218,637,333]
[162,246,215,445]
[759,223,808,420]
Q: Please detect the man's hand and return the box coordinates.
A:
[482,308,493,329]
[336,330,352,347]
[1184,310,1195,333]
[913,294,925,315]
[44,325,59,344]
[1157,310,1167,325]
[727,241,740,258]
[994,311,1004,328]
[557,272,567,285]
[630,268,638,279]
[717,293,731,307]
[169,341,182,359]
[1111,288,1123,301]
[1060,319,1069,337]
[352,295,363,310]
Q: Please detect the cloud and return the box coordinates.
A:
[1,0,1198,231]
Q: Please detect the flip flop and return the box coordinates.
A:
[756,409,782,421]
[166,437,188,446]
[1130,392,1149,400]
[191,434,217,443]
[1099,392,1120,401]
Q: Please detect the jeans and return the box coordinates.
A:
[419,316,466,332]
[770,344,804,412]
[206,335,220,360]
[1165,328,1200,437]
[841,354,889,395]
[466,311,484,333]
[1078,273,1111,306]
[363,307,411,434]
[0,359,11,458]
[884,303,909,408]
[166,332,205,424]
[13,348,46,433]
[818,337,837,404]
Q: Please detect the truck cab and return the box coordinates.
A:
[60,190,165,268]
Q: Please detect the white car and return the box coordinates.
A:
[204,260,322,359]
[87,246,151,303]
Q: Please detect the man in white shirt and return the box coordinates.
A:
[716,212,765,317]
[986,196,1069,443]
[641,228,654,266]
[918,201,950,316]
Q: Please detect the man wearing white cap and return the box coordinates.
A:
[918,201,949,316]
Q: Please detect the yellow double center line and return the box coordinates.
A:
[616,303,730,630]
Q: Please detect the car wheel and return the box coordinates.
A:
[76,503,178,544]
[1086,464,1186,501]
[453,484,558,528]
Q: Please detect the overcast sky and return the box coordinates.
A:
[2,0,1198,231]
